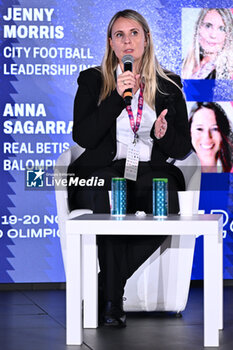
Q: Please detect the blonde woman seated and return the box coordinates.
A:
[68,9,191,327]
[182,8,233,80]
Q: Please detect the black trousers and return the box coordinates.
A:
[70,160,185,302]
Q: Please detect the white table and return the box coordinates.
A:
[66,213,223,347]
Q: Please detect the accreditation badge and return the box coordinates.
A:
[124,143,139,181]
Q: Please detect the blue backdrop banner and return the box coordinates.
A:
[0,0,232,282]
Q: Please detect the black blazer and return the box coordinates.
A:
[69,67,191,179]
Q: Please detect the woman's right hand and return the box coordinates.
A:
[116,71,140,97]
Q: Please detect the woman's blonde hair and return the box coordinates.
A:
[98,9,177,109]
[182,8,233,79]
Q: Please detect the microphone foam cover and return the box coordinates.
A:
[122,55,134,65]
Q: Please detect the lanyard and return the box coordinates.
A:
[126,83,144,145]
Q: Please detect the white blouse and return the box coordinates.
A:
[114,65,157,162]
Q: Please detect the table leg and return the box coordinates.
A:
[83,234,98,328]
[66,233,82,345]
[218,228,223,331]
[204,231,222,347]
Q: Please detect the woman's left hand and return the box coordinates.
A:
[154,109,168,139]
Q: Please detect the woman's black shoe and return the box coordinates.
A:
[103,300,126,327]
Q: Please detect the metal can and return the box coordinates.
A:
[152,178,168,217]
[111,178,127,216]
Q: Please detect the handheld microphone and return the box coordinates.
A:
[122,54,134,106]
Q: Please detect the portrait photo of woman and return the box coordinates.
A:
[189,102,233,172]
[182,8,233,80]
